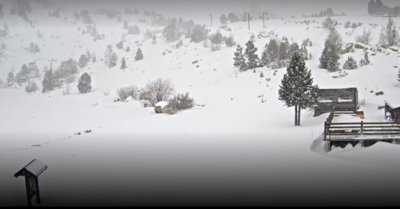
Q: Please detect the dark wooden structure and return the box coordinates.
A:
[323,111,400,152]
[14,159,48,207]
[384,100,400,123]
[314,88,358,117]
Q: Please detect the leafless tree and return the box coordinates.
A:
[379,16,400,47]
[356,29,373,45]
[140,78,175,106]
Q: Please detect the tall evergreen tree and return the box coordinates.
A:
[279,41,289,60]
[244,41,259,70]
[368,0,376,16]
[121,57,126,69]
[260,49,270,67]
[266,39,279,63]
[135,48,143,61]
[42,68,55,93]
[220,14,227,25]
[319,46,329,69]
[288,42,300,59]
[278,51,319,126]
[233,44,247,71]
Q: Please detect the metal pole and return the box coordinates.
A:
[248,13,250,30]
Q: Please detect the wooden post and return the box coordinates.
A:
[324,121,327,141]
[361,121,363,134]
[24,176,32,207]
[35,177,41,204]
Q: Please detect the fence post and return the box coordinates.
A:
[324,121,327,141]
[361,121,363,134]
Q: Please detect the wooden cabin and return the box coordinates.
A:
[384,100,400,123]
[314,88,358,117]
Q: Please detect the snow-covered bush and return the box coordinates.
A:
[224,35,236,47]
[25,81,38,93]
[78,54,89,68]
[210,30,223,44]
[343,56,358,70]
[139,78,175,106]
[77,72,91,93]
[116,41,123,50]
[167,92,195,114]
[117,85,138,100]
[190,24,208,43]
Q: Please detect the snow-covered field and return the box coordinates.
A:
[1,1,400,206]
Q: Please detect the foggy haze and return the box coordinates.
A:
[28,0,400,24]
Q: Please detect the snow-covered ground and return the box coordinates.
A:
[1,1,400,206]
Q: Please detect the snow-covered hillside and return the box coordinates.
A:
[1,0,400,206]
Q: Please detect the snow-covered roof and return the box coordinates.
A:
[319,100,332,103]
[155,101,169,108]
[385,99,400,109]
[14,159,48,177]
[338,99,353,102]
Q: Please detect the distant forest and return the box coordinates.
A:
[368,0,400,16]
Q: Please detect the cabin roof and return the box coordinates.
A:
[385,99,400,109]
[14,159,48,178]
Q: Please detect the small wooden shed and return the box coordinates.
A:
[384,100,400,123]
[314,88,358,117]
[14,159,48,206]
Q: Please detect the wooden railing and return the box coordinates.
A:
[324,121,400,141]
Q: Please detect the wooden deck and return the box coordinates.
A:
[323,111,400,152]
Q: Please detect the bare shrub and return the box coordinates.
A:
[355,29,373,45]
[139,78,175,106]
[117,85,138,100]
[167,92,195,114]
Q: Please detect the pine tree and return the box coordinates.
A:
[126,46,130,52]
[42,68,55,93]
[77,72,92,93]
[279,41,289,60]
[368,0,376,16]
[104,45,113,66]
[300,45,308,60]
[288,42,300,60]
[327,48,340,72]
[7,71,15,84]
[260,49,270,67]
[266,39,279,63]
[278,51,319,126]
[135,48,143,61]
[109,52,118,68]
[233,44,246,71]
[121,57,126,69]
[79,54,88,68]
[343,56,358,69]
[244,41,259,70]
